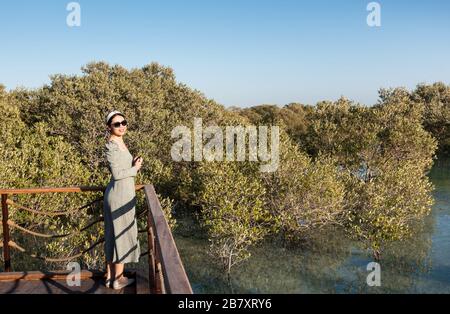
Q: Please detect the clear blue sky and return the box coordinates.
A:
[0,0,449,107]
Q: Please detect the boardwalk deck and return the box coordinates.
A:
[0,269,150,294]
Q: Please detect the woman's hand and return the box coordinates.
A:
[133,156,143,171]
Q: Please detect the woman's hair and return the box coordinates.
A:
[106,113,125,126]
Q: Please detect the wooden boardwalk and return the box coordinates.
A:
[0,269,150,294]
[0,184,193,294]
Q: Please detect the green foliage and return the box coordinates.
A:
[235,103,313,150]
[195,127,348,272]
[346,161,434,256]
[1,94,101,269]
[159,194,177,230]
[412,82,450,156]
[305,91,437,256]
[197,161,272,275]
[261,130,347,241]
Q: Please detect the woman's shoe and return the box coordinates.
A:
[112,276,135,290]
[104,278,112,288]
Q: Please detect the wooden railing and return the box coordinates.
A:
[0,184,192,294]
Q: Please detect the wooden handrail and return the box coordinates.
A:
[143,185,193,294]
[0,184,192,294]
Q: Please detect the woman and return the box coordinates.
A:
[103,110,143,290]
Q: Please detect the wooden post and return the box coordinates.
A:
[1,194,11,272]
[147,218,156,292]
[157,262,166,294]
[102,190,107,279]
[154,238,163,294]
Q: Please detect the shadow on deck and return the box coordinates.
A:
[0,269,150,294]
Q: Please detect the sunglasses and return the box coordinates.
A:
[111,120,128,128]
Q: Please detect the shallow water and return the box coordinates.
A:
[174,158,450,293]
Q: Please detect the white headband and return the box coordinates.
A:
[105,110,123,124]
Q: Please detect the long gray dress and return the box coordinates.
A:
[103,139,140,263]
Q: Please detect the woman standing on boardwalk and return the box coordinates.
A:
[103,110,143,290]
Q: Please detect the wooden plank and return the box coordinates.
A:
[0,185,144,195]
[0,269,137,282]
[0,273,136,294]
[144,185,193,294]
[0,270,105,281]
[0,279,34,294]
[21,280,36,294]
[2,194,11,272]
[135,268,151,294]
[148,226,156,292]
[156,262,166,294]
[0,277,137,294]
